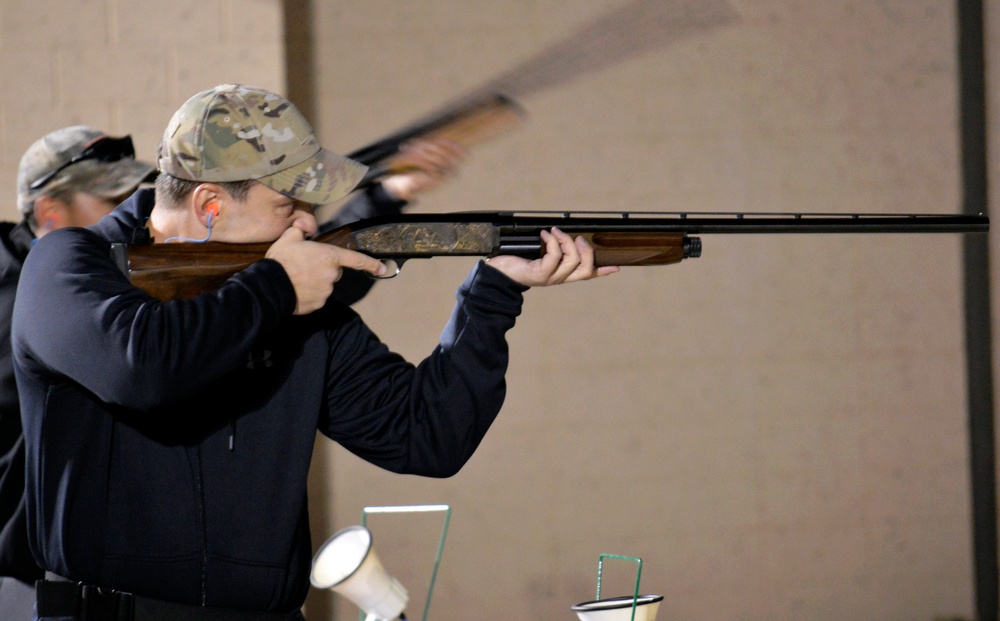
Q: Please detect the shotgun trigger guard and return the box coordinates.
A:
[369,258,403,280]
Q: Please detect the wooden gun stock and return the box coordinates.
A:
[111,211,988,301]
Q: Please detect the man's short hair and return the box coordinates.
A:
[156,84,367,206]
[17,126,155,219]
[154,173,254,208]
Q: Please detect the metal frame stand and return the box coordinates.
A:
[594,554,644,621]
[360,504,452,621]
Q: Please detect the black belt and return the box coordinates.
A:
[35,580,302,621]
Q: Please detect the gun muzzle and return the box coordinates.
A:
[684,236,702,259]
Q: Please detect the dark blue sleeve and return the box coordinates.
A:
[319,261,527,477]
[12,228,296,411]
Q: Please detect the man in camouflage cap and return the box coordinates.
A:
[158,84,367,207]
[0,125,155,619]
[15,84,612,620]
[154,83,468,303]
[16,126,156,231]
[160,84,466,211]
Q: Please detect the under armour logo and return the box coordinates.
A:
[246,349,274,369]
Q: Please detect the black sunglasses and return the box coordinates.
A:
[29,135,136,191]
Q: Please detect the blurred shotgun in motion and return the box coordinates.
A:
[349,93,526,186]
[345,0,741,184]
[111,211,988,301]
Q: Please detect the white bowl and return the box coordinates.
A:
[571,595,663,621]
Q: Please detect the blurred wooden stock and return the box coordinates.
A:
[349,93,526,184]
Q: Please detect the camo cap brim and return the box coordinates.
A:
[255,146,368,206]
[70,158,157,200]
[158,84,367,205]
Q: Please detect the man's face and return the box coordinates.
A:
[212,182,318,243]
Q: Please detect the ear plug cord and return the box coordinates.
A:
[164,211,215,244]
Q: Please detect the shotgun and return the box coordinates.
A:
[349,93,526,186]
[341,0,741,183]
[110,211,989,301]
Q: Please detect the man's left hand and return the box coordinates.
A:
[485,227,620,287]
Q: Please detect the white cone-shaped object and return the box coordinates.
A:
[571,595,664,621]
[310,525,408,621]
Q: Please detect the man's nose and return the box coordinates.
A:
[294,203,318,237]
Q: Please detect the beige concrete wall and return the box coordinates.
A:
[307,2,986,621]
[0,1,992,620]
[0,0,286,212]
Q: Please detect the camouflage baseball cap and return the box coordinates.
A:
[157,84,367,205]
[17,126,156,217]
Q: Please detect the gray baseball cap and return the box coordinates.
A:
[17,126,156,217]
[157,84,367,205]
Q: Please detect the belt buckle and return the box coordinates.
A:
[80,583,134,621]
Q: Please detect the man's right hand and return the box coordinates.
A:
[266,227,387,315]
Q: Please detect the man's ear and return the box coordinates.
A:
[32,195,67,234]
[191,183,224,226]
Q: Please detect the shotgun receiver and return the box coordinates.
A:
[111,211,988,301]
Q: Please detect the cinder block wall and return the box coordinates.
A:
[306,2,996,621]
[0,2,995,621]
[0,0,286,209]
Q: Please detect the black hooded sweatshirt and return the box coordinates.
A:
[12,189,525,612]
[0,220,43,584]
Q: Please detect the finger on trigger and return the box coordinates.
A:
[363,256,388,277]
[355,254,386,277]
[332,246,385,277]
